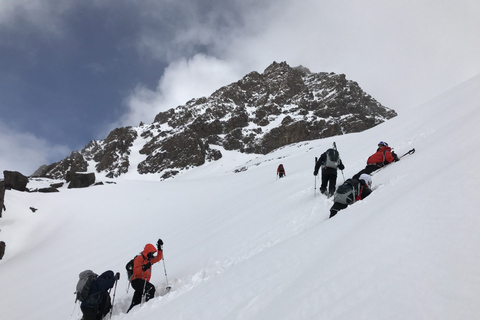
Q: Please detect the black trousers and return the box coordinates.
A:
[81,295,111,320]
[321,171,337,196]
[330,202,348,218]
[353,165,381,180]
[127,279,156,313]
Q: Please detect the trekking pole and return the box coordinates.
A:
[109,278,118,320]
[162,256,172,292]
[141,278,147,304]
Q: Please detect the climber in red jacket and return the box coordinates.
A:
[353,141,399,178]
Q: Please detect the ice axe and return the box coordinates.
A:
[399,148,415,158]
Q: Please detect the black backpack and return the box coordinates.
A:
[126,255,143,280]
[324,149,340,169]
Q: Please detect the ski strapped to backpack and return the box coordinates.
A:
[333,142,346,181]
[75,270,98,302]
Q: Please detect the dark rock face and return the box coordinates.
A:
[67,172,95,189]
[0,181,5,217]
[0,241,5,260]
[89,127,137,178]
[34,61,397,180]
[3,171,29,192]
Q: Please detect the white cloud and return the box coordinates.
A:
[217,0,480,109]
[0,121,70,176]
[115,0,480,129]
[111,54,241,130]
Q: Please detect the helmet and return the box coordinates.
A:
[359,173,372,188]
[378,141,388,147]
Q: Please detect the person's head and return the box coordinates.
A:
[102,270,115,280]
[359,174,372,189]
[143,243,157,259]
[378,141,388,148]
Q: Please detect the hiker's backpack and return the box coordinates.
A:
[75,270,97,302]
[333,179,359,205]
[126,255,142,280]
[324,149,340,169]
[126,258,135,280]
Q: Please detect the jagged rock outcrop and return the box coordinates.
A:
[33,151,88,180]
[34,61,397,180]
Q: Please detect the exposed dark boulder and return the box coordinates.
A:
[67,172,96,189]
[3,171,29,192]
[38,187,60,193]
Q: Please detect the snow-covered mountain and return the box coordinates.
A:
[1,74,480,320]
[33,61,396,180]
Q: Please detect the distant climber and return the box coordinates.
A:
[277,164,286,178]
[330,173,372,218]
[314,147,345,197]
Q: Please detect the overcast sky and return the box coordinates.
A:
[1,0,479,175]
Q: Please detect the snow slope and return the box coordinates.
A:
[1,74,480,320]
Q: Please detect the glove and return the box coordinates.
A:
[313,171,318,176]
[115,272,120,280]
[142,262,152,271]
[157,239,163,251]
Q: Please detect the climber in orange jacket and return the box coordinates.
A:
[127,241,163,313]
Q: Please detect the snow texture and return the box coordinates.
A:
[1,74,480,320]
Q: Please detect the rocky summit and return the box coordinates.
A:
[34,61,397,180]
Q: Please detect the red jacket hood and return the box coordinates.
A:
[142,243,157,258]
